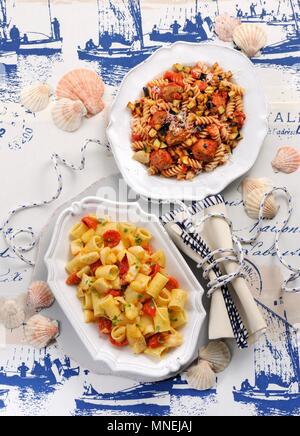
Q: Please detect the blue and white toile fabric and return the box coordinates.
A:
[0,0,300,417]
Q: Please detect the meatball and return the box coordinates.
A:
[149,110,168,129]
[192,139,218,162]
[165,128,189,146]
[150,149,173,171]
[160,83,183,102]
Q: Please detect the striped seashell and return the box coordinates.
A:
[51,98,87,132]
[244,187,279,220]
[233,24,267,57]
[241,177,273,200]
[271,146,300,174]
[199,341,231,373]
[214,13,241,42]
[0,299,25,329]
[186,360,216,391]
[24,314,59,348]
[56,68,105,117]
[20,83,52,112]
[26,281,55,312]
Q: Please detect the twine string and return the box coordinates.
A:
[2,139,107,267]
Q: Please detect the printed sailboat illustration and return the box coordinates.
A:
[17,0,62,55]
[0,346,79,390]
[237,0,294,24]
[233,301,300,414]
[75,374,216,414]
[252,0,300,65]
[0,0,17,64]
[0,388,8,408]
[149,0,215,43]
[78,0,158,67]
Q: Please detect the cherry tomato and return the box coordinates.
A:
[81,216,99,230]
[195,80,207,91]
[163,71,184,86]
[233,111,246,127]
[119,255,129,278]
[150,263,160,277]
[132,133,142,141]
[90,260,102,275]
[212,91,228,108]
[166,276,179,291]
[144,244,154,255]
[98,318,112,335]
[148,333,165,348]
[143,299,156,318]
[109,336,129,347]
[108,290,122,297]
[66,272,81,286]
[103,230,121,248]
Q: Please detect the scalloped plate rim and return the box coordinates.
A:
[107,41,268,201]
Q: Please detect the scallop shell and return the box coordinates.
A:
[24,314,59,348]
[56,68,105,117]
[271,146,300,174]
[233,24,267,57]
[20,83,52,112]
[199,341,231,373]
[214,13,241,42]
[244,187,279,220]
[26,281,55,312]
[0,299,25,329]
[186,360,216,391]
[242,177,273,200]
[51,98,87,132]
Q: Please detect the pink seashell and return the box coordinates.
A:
[272,146,300,174]
[56,68,105,117]
[24,314,59,348]
[214,13,241,42]
[26,281,55,311]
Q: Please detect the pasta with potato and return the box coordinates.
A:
[127,61,245,180]
[65,214,188,358]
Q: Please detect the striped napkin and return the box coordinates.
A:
[160,195,266,348]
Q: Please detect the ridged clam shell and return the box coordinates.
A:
[20,83,52,112]
[199,341,231,373]
[24,314,59,348]
[244,187,279,220]
[0,299,25,329]
[186,360,216,391]
[233,24,267,57]
[242,177,273,201]
[26,281,55,311]
[214,13,241,42]
[51,98,87,132]
[272,146,300,174]
[56,68,105,117]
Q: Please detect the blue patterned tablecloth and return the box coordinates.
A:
[0,0,300,416]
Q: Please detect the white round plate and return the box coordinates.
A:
[45,196,206,382]
[107,42,268,201]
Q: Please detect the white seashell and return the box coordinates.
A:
[20,83,52,112]
[56,68,105,117]
[233,24,267,57]
[51,98,87,132]
[24,314,59,348]
[199,341,231,373]
[271,146,300,174]
[214,13,241,42]
[241,177,273,201]
[244,187,279,220]
[0,300,25,329]
[26,281,55,312]
[186,360,216,391]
